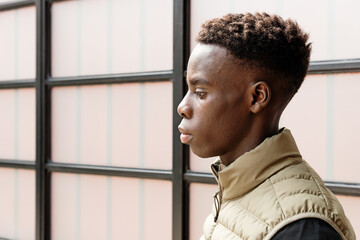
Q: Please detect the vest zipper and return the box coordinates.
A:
[213,190,222,222]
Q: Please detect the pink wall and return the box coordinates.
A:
[51,82,172,169]
[51,0,172,77]
[337,195,360,238]
[0,168,35,240]
[51,173,172,240]
[189,183,218,240]
[0,88,35,160]
[0,6,35,81]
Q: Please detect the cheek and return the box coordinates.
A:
[201,103,229,130]
[216,107,246,136]
[199,114,227,140]
[194,97,240,137]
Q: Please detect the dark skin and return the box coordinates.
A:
[178,43,284,166]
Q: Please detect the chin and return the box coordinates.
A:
[191,147,217,159]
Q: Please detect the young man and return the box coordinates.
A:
[177,13,355,239]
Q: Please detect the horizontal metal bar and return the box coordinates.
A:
[47,70,173,87]
[325,181,360,197]
[0,159,36,169]
[46,162,173,180]
[0,0,34,11]
[308,58,360,74]
[184,171,216,184]
[0,79,35,89]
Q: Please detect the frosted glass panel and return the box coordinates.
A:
[143,179,172,239]
[337,195,360,238]
[52,173,172,240]
[0,88,35,160]
[143,83,172,169]
[51,0,173,77]
[333,73,360,182]
[189,183,218,240]
[281,75,327,178]
[0,168,35,240]
[189,149,217,172]
[52,82,172,169]
[0,6,35,81]
[190,0,360,61]
[282,73,360,182]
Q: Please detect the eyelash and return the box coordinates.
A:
[195,91,206,99]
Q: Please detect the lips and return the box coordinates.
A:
[180,133,193,144]
[178,126,193,144]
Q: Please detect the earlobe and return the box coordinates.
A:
[250,81,271,114]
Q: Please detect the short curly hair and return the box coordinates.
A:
[197,12,312,101]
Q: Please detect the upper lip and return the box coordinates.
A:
[178,126,190,135]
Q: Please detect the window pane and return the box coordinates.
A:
[0,168,35,240]
[190,0,360,61]
[281,75,327,178]
[332,74,360,182]
[51,0,173,77]
[51,82,172,169]
[0,6,35,81]
[281,73,360,182]
[189,149,216,172]
[336,195,360,238]
[0,88,35,160]
[189,183,218,240]
[52,173,172,240]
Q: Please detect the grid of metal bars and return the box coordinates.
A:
[0,0,360,239]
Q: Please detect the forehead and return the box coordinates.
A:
[187,43,249,87]
[188,44,231,72]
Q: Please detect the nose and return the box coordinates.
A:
[177,91,193,119]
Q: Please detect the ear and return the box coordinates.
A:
[250,81,271,114]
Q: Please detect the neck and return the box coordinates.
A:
[220,119,279,166]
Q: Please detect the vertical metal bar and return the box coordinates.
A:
[183,2,191,239]
[172,0,184,239]
[46,2,52,239]
[35,0,51,239]
[173,0,190,239]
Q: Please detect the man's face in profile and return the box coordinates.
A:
[177,43,252,162]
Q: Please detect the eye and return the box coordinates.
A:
[195,91,207,99]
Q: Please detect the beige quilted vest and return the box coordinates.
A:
[201,129,356,240]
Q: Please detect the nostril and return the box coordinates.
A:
[178,104,192,119]
[177,92,192,118]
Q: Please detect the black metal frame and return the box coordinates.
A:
[0,159,36,169]
[47,71,173,86]
[0,79,35,89]
[308,59,360,74]
[0,0,360,239]
[47,162,172,180]
[0,0,34,12]
[172,0,191,239]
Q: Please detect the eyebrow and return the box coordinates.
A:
[188,78,211,86]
